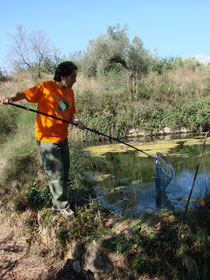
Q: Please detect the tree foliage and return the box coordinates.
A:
[40,51,66,74]
[80,24,154,78]
[79,24,158,100]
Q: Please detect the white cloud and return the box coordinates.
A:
[193,54,210,65]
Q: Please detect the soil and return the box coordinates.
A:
[0,212,165,280]
[0,213,93,280]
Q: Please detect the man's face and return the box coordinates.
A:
[62,70,77,88]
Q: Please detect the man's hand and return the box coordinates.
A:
[0,97,11,104]
[0,92,25,105]
[73,119,86,130]
[70,114,86,130]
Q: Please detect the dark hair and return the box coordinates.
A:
[54,61,78,82]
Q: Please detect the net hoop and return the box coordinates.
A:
[156,152,175,179]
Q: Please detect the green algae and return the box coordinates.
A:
[83,137,210,158]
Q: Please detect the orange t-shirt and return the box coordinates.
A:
[24,80,76,142]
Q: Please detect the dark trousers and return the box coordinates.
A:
[37,138,70,209]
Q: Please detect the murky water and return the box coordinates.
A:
[83,135,210,216]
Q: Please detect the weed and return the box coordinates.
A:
[26,182,52,210]
[0,105,18,142]
[57,228,69,246]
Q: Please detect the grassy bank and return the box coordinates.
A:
[72,66,210,142]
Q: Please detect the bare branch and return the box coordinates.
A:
[7,25,53,77]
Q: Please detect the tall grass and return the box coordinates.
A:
[73,66,210,142]
[0,103,38,189]
[0,72,53,183]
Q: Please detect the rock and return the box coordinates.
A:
[131,179,142,185]
[128,128,145,137]
[66,241,85,260]
[74,242,85,260]
[127,127,191,138]
[84,240,113,273]
[72,260,81,273]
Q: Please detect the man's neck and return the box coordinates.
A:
[56,81,67,89]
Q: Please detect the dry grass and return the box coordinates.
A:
[135,66,210,108]
[0,72,101,102]
[0,72,52,97]
[172,66,210,85]
[0,212,65,280]
[74,74,100,95]
[2,67,209,101]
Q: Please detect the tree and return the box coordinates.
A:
[41,51,66,74]
[80,24,154,100]
[80,25,130,77]
[8,25,54,78]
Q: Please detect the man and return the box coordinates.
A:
[0,61,86,220]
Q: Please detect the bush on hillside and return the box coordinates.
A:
[0,105,18,142]
[0,69,8,82]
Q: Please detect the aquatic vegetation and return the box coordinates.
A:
[83,137,210,158]
[83,139,178,158]
[83,137,210,216]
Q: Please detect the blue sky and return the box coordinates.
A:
[1,0,210,71]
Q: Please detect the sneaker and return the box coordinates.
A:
[60,208,75,220]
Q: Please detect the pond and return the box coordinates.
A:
[83,134,210,217]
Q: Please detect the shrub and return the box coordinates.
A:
[0,105,18,142]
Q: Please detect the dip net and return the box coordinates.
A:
[155,152,175,193]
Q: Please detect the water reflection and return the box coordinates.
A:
[84,138,210,216]
[156,193,175,211]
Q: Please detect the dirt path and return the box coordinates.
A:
[0,213,61,279]
[0,213,94,280]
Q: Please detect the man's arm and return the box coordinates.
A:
[0,91,26,104]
